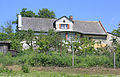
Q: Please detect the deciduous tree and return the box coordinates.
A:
[38,8,56,18]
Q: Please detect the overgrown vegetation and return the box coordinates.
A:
[0,8,120,70]
[0,27,119,68]
[0,50,114,68]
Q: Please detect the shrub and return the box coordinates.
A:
[75,55,112,67]
[22,63,29,73]
[27,52,72,67]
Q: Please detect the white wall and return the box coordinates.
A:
[105,33,120,47]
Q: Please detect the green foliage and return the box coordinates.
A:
[4,21,13,34]
[67,37,95,55]
[36,29,62,53]
[10,30,26,52]
[0,21,13,34]
[0,49,116,68]
[20,8,37,17]
[11,39,22,52]
[112,24,120,36]
[114,44,120,67]
[0,33,8,41]
[24,29,35,50]
[13,30,26,41]
[0,65,12,73]
[0,32,15,41]
[28,52,72,67]
[75,55,113,67]
[13,8,56,25]
[38,8,56,18]
[22,63,29,73]
[0,21,14,41]
[0,52,18,65]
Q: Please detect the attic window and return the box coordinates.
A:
[61,24,69,29]
[63,20,65,23]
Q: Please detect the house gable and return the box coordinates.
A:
[55,16,73,31]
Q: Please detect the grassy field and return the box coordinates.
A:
[0,65,119,77]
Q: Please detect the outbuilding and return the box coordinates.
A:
[0,41,11,54]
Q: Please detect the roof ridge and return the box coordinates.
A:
[74,20,98,22]
[99,21,107,33]
[22,17,56,20]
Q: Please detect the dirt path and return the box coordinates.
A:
[6,65,120,75]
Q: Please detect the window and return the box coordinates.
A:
[61,33,65,39]
[60,24,69,29]
[67,33,75,41]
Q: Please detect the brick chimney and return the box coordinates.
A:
[69,15,73,21]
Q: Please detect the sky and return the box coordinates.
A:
[0,0,120,32]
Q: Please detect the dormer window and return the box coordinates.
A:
[59,24,69,29]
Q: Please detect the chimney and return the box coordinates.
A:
[18,15,22,30]
[69,15,73,21]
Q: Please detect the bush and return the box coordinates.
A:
[0,52,17,65]
[28,52,72,67]
[75,55,113,67]
[22,63,29,73]
[0,50,114,68]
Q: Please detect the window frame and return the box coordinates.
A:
[60,24,69,29]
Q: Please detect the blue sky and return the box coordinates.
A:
[0,0,120,32]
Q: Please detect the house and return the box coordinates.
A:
[106,32,120,47]
[17,15,107,49]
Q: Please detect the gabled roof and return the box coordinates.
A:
[21,17,56,32]
[73,20,106,35]
[54,16,73,23]
[20,16,107,35]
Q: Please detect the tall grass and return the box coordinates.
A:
[0,50,114,68]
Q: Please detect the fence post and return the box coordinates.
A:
[113,51,116,69]
[72,44,74,67]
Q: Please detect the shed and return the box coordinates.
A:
[0,41,11,54]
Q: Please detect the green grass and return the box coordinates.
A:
[0,70,118,77]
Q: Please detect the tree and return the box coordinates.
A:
[11,39,22,52]
[13,8,56,25]
[112,24,120,36]
[38,8,56,18]
[67,37,95,55]
[0,21,14,41]
[0,33,8,41]
[13,30,26,41]
[4,21,13,34]
[47,29,61,50]
[19,8,37,17]
[36,29,61,53]
[11,29,35,50]
[78,38,95,55]
[24,29,35,50]
[12,8,38,25]
[10,30,26,52]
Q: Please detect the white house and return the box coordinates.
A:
[17,15,109,49]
